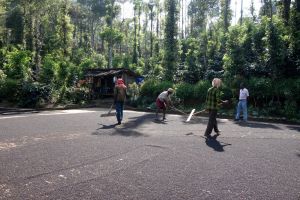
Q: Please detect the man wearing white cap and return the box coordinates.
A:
[156,88,174,121]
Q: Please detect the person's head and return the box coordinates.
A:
[240,83,245,89]
[212,78,222,88]
[117,74,122,79]
[167,88,174,95]
[117,78,124,85]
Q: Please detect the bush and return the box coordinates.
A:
[3,48,31,81]
[65,87,89,104]
[127,82,140,102]
[175,82,194,101]
[0,78,20,102]
[247,77,273,107]
[40,54,59,85]
[140,80,173,98]
[283,100,298,119]
[18,82,52,107]
[193,80,211,102]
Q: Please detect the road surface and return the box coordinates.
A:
[0,108,300,199]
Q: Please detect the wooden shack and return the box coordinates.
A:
[85,68,139,98]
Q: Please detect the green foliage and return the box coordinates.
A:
[283,100,298,119]
[262,17,286,78]
[140,80,173,99]
[3,48,31,81]
[39,54,59,85]
[18,82,52,107]
[247,77,273,106]
[100,27,124,44]
[175,82,194,101]
[181,38,203,83]
[0,78,19,102]
[78,52,106,75]
[0,69,6,81]
[193,80,211,102]
[65,87,89,104]
[163,0,178,81]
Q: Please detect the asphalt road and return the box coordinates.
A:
[0,108,300,200]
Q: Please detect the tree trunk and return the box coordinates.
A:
[91,18,95,50]
[138,4,141,58]
[150,7,153,57]
[133,6,137,64]
[297,0,300,12]
[223,0,231,32]
[155,5,160,55]
[240,0,243,25]
[181,0,184,38]
[282,0,291,25]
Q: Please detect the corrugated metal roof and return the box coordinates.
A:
[85,68,138,77]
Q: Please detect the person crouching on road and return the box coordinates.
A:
[204,78,228,137]
[114,77,127,125]
[156,88,174,121]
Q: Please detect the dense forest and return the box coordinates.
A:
[0,0,299,120]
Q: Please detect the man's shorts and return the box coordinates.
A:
[156,98,166,109]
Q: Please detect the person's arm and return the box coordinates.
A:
[114,87,118,104]
[217,90,228,105]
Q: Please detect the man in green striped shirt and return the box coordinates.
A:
[204,78,228,137]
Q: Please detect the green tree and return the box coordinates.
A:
[163,0,178,81]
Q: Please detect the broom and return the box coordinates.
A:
[170,106,187,115]
[100,103,115,117]
[186,109,206,122]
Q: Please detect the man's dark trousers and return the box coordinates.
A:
[205,109,219,135]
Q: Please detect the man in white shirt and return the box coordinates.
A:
[235,83,249,122]
[156,88,174,121]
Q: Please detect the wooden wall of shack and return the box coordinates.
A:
[84,68,138,98]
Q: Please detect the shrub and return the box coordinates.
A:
[193,80,211,102]
[247,77,273,107]
[40,54,59,85]
[3,48,31,81]
[175,82,194,101]
[65,87,89,104]
[284,100,298,119]
[0,78,19,102]
[140,80,173,98]
[18,82,52,107]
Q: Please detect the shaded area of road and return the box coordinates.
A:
[0,108,300,199]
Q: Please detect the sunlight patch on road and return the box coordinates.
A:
[0,133,82,151]
[38,109,97,115]
[0,184,12,198]
[0,109,97,120]
[0,142,17,150]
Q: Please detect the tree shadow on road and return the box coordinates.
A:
[96,123,118,129]
[286,126,300,132]
[93,113,155,137]
[203,135,232,152]
[152,118,168,124]
[233,121,282,130]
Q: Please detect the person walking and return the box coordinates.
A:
[114,77,127,125]
[156,88,174,121]
[235,83,249,122]
[204,78,228,137]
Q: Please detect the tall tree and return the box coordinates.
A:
[163,0,178,81]
[148,0,155,57]
[0,0,7,46]
[102,0,121,68]
[278,0,291,25]
[220,0,231,32]
[250,0,256,21]
[240,0,243,25]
